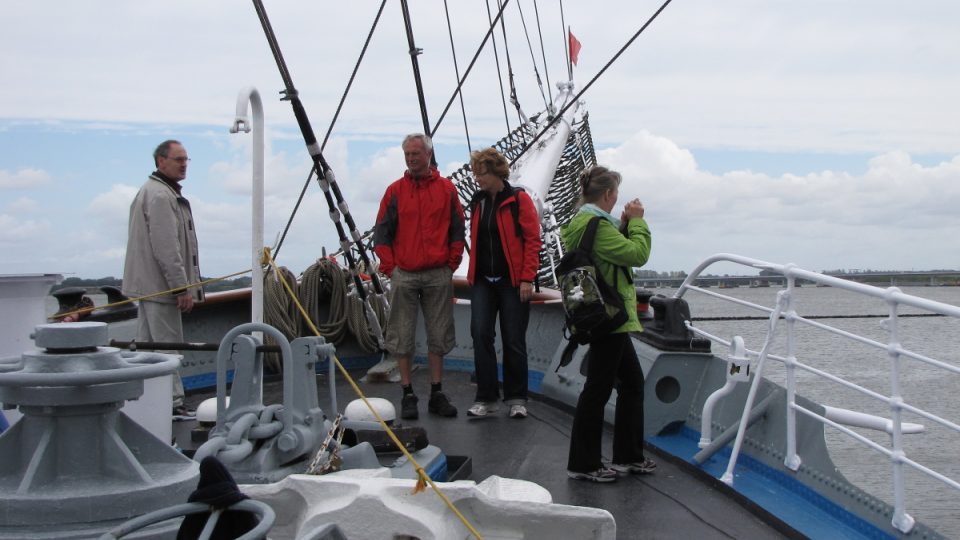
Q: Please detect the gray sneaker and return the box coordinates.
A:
[609,457,657,475]
[567,467,618,483]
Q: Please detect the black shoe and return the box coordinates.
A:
[401,393,419,420]
[428,392,458,417]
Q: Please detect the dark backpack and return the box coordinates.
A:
[556,216,629,344]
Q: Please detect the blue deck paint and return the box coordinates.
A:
[184,369,235,391]
[426,453,448,482]
[649,426,895,540]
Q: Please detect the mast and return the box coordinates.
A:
[400,0,435,165]
[251,0,388,348]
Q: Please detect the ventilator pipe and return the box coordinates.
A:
[699,336,751,448]
[694,389,778,465]
[699,379,737,449]
[230,87,265,332]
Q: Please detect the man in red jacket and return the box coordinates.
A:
[374,134,466,419]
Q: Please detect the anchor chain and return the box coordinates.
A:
[197,405,285,464]
[306,414,346,475]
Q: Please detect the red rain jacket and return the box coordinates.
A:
[373,168,465,276]
[467,186,542,287]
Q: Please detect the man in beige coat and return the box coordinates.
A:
[122,140,204,416]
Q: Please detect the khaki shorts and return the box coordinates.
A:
[384,266,455,356]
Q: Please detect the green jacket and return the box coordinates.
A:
[561,211,651,333]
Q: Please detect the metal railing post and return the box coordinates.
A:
[783,272,801,471]
[884,289,915,533]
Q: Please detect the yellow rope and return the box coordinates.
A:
[264,250,483,540]
[51,269,253,321]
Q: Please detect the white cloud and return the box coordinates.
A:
[0,214,51,243]
[2,1,958,155]
[5,197,38,213]
[86,185,139,249]
[352,147,405,205]
[88,184,138,218]
[0,168,51,189]
[598,133,960,272]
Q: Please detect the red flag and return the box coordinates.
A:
[569,30,582,66]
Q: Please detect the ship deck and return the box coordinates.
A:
[182,367,796,540]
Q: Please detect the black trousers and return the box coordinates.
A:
[567,332,646,473]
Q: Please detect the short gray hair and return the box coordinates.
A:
[402,133,433,153]
[153,139,182,167]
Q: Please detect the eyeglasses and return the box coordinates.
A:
[164,156,191,164]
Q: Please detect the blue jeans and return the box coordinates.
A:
[470,277,530,404]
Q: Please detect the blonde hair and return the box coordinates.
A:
[578,165,621,205]
[470,147,510,180]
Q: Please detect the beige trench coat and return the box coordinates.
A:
[122,175,204,304]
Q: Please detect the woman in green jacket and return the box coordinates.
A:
[562,165,656,482]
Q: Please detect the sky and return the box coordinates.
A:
[1,0,958,281]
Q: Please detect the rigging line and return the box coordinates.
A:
[320,0,388,151]
[399,0,432,144]
[52,269,252,322]
[515,0,549,111]
[428,0,512,139]
[251,0,388,314]
[510,0,674,166]
[272,166,316,259]
[532,0,554,107]
[559,0,570,81]
[442,0,473,153]
[486,0,512,135]
[497,0,526,129]
[692,313,945,322]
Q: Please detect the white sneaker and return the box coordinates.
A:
[467,402,498,417]
[509,404,528,419]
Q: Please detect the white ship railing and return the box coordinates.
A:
[675,253,960,534]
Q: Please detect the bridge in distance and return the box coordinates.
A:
[635,271,960,289]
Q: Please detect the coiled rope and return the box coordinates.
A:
[299,258,350,345]
[262,265,301,372]
[263,258,388,367]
